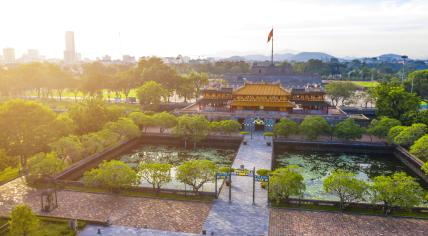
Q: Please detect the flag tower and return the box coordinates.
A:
[267,28,274,66]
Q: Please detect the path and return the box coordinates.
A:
[79,224,199,236]
[203,133,272,236]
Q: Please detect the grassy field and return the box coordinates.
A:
[351,81,380,88]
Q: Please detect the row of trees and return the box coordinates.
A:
[269,166,427,214]
[82,159,218,194]
[274,116,365,141]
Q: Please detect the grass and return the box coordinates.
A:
[0,217,86,236]
[64,185,215,202]
[272,202,428,219]
[350,81,380,88]
[0,167,19,184]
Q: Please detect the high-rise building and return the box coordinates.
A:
[3,48,15,64]
[22,49,41,62]
[64,31,76,64]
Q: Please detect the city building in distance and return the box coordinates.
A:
[64,31,76,64]
[3,48,16,64]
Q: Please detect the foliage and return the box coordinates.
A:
[176,160,217,193]
[323,169,368,210]
[273,118,298,137]
[269,166,305,204]
[410,134,428,161]
[0,149,18,171]
[240,131,249,135]
[9,204,40,236]
[0,99,58,166]
[0,167,19,183]
[325,82,358,106]
[68,99,124,134]
[174,115,210,148]
[387,125,406,143]
[103,117,140,140]
[153,112,177,133]
[373,83,420,121]
[83,160,137,192]
[263,132,274,137]
[371,172,425,214]
[422,162,428,174]
[49,135,84,163]
[27,152,66,181]
[401,109,428,126]
[128,111,155,132]
[390,123,427,147]
[209,120,241,135]
[407,69,428,98]
[333,118,365,141]
[138,163,172,190]
[136,81,168,109]
[299,116,330,140]
[256,169,271,176]
[367,117,401,139]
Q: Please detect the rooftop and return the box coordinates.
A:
[233,83,290,96]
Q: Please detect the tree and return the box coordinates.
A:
[80,133,105,157]
[83,160,137,192]
[138,163,172,190]
[210,120,241,135]
[187,70,208,98]
[103,117,140,140]
[136,81,168,110]
[410,135,428,162]
[391,123,427,147]
[387,125,406,143]
[367,117,401,139]
[299,116,330,140]
[176,160,217,193]
[325,82,358,106]
[68,99,123,134]
[0,100,58,167]
[0,149,18,171]
[407,69,428,98]
[49,135,84,163]
[81,62,114,96]
[176,75,195,103]
[373,83,420,121]
[153,112,177,133]
[174,115,210,148]
[52,113,76,137]
[422,162,428,174]
[9,204,39,236]
[371,172,425,215]
[269,166,306,204]
[323,169,368,210]
[128,112,155,132]
[27,152,66,181]
[333,118,365,141]
[273,118,298,137]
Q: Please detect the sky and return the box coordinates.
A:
[1,0,428,60]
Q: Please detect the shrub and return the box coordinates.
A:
[176,160,217,193]
[27,152,66,181]
[138,163,172,190]
[299,116,330,140]
[9,204,39,236]
[333,118,365,141]
[367,117,401,139]
[256,169,271,176]
[410,134,428,162]
[269,166,306,204]
[273,118,298,137]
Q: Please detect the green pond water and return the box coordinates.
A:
[118,145,236,191]
[275,152,426,201]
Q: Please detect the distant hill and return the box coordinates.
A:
[224,52,335,62]
[378,54,405,62]
[290,52,334,62]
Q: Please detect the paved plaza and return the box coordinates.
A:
[269,208,428,236]
[0,178,211,234]
[203,134,271,236]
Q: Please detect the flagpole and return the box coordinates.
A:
[271,28,274,66]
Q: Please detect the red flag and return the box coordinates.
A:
[267,29,273,43]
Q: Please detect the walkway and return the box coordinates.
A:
[79,224,199,236]
[203,133,272,236]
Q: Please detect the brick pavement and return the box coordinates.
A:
[0,178,211,234]
[269,208,428,236]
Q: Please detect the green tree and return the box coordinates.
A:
[299,116,330,140]
[392,123,427,147]
[273,118,298,138]
[333,118,365,141]
[323,169,368,210]
[0,100,58,167]
[325,82,358,106]
[138,163,172,190]
[367,117,401,139]
[83,160,137,192]
[104,117,140,140]
[407,69,428,98]
[136,81,168,109]
[176,75,195,103]
[174,115,210,148]
[176,160,217,193]
[387,125,406,143]
[410,135,428,162]
[373,83,420,121]
[49,135,84,163]
[153,112,177,133]
[269,166,306,204]
[128,111,155,132]
[422,162,428,174]
[80,133,105,156]
[371,172,425,215]
[0,149,18,171]
[27,152,66,181]
[187,70,208,98]
[9,204,39,236]
[52,113,76,137]
[210,120,241,135]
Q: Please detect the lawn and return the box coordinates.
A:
[350,81,380,88]
[0,167,19,184]
[0,217,86,236]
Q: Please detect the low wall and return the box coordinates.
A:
[55,133,242,181]
[272,139,428,184]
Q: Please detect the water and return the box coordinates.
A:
[118,145,236,191]
[275,152,425,201]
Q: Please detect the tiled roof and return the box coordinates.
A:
[231,100,295,108]
[233,83,290,96]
